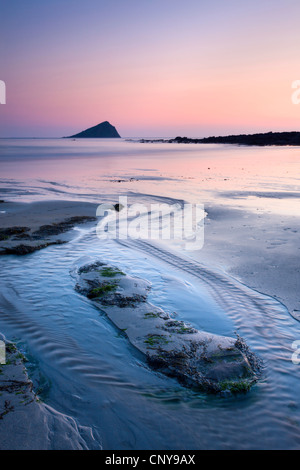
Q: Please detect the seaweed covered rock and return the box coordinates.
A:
[74,261,261,394]
[0,216,96,255]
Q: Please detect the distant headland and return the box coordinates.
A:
[137,131,300,146]
[66,121,121,138]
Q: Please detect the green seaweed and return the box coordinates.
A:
[6,343,17,354]
[144,312,160,319]
[99,267,125,278]
[219,379,252,394]
[87,281,118,299]
[165,320,195,334]
[177,325,195,334]
[144,334,170,348]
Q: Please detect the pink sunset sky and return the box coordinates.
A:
[1,0,300,138]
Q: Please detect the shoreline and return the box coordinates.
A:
[0,196,299,448]
[134,131,300,146]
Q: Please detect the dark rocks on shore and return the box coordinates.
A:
[114,203,124,212]
[0,240,67,256]
[0,215,97,255]
[0,336,97,448]
[197,131,300,146]
[31,216,97,239]
[0,227,31,241]
[138,131,300,146]
[0,341,35,420]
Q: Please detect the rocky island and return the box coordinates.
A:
[66,121,121,138]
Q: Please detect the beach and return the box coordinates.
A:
[199,203,300,320]
[1,139,300,449]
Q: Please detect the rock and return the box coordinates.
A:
[0,227,30,241]
[114,203,124,212]
[31,216,97,239]
[0,240,67,255]
[66,121,121,138]
[0,342,34,420]
[138,131,300,146]
[74,261,261,394]
[0,338,95,449]
[0,216,97,256]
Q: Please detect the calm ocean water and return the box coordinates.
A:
[1,138,300,449]
[1,138,300,214]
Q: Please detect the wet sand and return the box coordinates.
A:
[0,201,100,449]
[1,198,299,318]
[0,200,98,254]
[197,204,300,321]
[0,199,98,231]
[0,195,299,449]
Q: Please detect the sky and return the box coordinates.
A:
[1,0,300,137]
